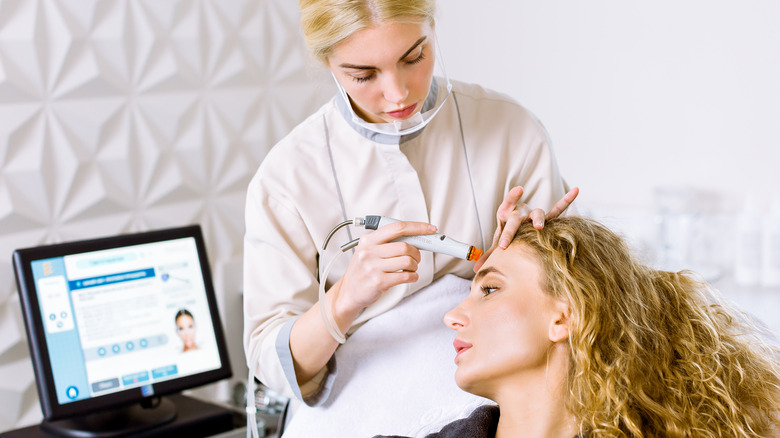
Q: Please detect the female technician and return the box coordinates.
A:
[243,0,576,417]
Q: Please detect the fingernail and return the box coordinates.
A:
[499,239,509,248]
[428,224,438,232]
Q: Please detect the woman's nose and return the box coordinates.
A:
[443,302,468,330]
[383,74,408,105]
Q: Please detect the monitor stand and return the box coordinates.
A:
[1,394,237,438]
[40,397,177,438]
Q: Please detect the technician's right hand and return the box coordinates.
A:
[288,221,437,387]
[334,220,437,315]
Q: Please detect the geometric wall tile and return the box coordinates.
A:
[0,0,332,429]
[12,383,43,432]
[0,260,14,304]
[0,300,23,356]
[0,385,26,429]
[0,297,37,431]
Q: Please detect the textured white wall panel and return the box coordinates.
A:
[0,0,333,430]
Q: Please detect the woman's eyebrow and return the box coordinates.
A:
[338,36,428,70]
[474,266,501,283]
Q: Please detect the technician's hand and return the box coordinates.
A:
[290,220,435,386]
[474,186,579,272]
[334,220,436,316]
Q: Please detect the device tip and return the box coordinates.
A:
[467,247,483,262]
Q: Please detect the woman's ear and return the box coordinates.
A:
[548,300,571,343]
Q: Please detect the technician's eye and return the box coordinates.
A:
[481,285,499,296]
[352,72,376,83]
[405,49,426,65]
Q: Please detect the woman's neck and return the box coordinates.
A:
[494,399,577,438]
[493,345,577,438]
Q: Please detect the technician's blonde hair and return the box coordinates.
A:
[513,217,780,437]
[299,0,436,62]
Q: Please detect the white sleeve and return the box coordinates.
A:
[511,111,570,212]
[274,318,338,405]
[243,171,329,401]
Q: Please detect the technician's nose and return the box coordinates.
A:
[383,74,408,105]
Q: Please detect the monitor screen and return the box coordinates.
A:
[12,225,232,426]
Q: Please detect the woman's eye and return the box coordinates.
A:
[481,285,499,296]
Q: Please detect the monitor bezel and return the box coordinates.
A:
[12,225,232,421]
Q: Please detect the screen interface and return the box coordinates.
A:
[29,237,222,405]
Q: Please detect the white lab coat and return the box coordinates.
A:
[243,77,569,403]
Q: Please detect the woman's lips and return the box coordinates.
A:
[386,103,418,119]
[453,338,472,364]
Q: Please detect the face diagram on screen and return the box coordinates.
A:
[174,309,198,352]
[29,237,223,405]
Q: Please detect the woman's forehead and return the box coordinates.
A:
[476,243,541,282]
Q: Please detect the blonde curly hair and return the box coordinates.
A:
[513,216,780,437]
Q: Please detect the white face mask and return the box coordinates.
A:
[332,35,453,137]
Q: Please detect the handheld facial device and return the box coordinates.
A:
[358,216,482,261]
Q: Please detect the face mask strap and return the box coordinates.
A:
[433,31,453,95]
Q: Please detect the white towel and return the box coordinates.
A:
[281,274,490,438]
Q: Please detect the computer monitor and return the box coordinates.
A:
[12,225,232,437]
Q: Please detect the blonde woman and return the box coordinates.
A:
[388,217,780,437]
[243,0,576,428]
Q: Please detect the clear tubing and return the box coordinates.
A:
[246,346,263,438]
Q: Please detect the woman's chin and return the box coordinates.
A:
[454,369,477,393]
[455,369,497,401]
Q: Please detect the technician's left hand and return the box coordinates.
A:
[474,186,579,272]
